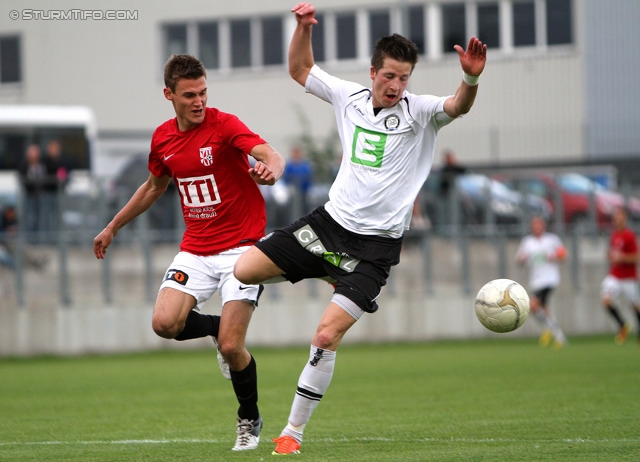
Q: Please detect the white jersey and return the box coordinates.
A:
[305,65,454,238]
[516,232,564,291]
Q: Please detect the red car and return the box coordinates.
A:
[499,172,640,229]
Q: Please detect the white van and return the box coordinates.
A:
[0,105,98,203]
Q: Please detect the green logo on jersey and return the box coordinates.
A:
[351,126,387,168]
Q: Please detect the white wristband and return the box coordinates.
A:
[463,72,479,86]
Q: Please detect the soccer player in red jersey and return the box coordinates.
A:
[601,206,640,344]
[93,54,285,451]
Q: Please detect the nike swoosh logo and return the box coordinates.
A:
[239,285,252,290]
[164,153,176,161]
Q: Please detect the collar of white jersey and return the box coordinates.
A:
[344,88,420,133]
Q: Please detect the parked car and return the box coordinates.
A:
[457,173,521,225]
[418,171,551,233]
[498,172,640,229]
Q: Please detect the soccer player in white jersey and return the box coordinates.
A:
[234,2,486,455]
[516,216,568,348]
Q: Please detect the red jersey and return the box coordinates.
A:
[609,227,638,279]
[149,107,267,255]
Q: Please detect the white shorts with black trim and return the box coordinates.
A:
[601,275,640,307]
[159,246,261,310]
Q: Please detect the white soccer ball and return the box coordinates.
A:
[475,279,530,333]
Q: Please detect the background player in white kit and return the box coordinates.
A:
[516,216,568,348]
[234,2,487,455]
[94,54,285,451]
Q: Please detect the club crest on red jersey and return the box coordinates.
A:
[200,146,213,166]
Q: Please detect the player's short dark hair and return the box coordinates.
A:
[371,34,419,72]
[163,54,206,93]
[614,205,629,216]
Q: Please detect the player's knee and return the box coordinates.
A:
[151,313,182,339]
[218,340,242,362]
[218,339,249,370]
[313,328,341,350]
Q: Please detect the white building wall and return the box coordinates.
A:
[584,0,640,158]
[0,0,589,177]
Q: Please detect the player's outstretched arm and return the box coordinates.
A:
[444,36,487,118]
[248,143,286,186]
[93,174,170,259]
[289,3,318,86]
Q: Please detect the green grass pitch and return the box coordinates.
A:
[1,336,639,461]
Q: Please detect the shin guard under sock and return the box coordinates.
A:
[284,345,336,438]
[606,304,626,328]
[174,310,220,340]
[230,355,259,421]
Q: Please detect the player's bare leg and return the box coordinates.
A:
[234,246,286,284]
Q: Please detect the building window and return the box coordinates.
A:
[261,16,284,66]
[198,22,219,69]
[336,12,357,60]
[0,36,21,83]
[442,3,466,53]
[159,1,574,75]
[478,3,500,48]
[546,0,572,45]
[369,10,391,51]
[407,5,426,55]
[164,24,187,60]
[231,19,251,68]
[311,13,326,62]
[512,1,536,47]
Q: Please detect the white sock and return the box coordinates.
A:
[281,345,336,443]
[546,312,567,343]
[534,310,547,328]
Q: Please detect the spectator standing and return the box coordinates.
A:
[17,144,47,240]
[437,149,467,227]
[438,150,467,197]
[42,139,69,238]
[283,145,313,215]
[0,205,17,268]
[0,204,47,270]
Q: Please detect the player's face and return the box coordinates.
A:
[613,208,627,229]
[164,77,208,131]
[531,217,545,236]
[370,58,412,109]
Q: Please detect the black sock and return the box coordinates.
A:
[606,304,626,328]
[231,355,259,421]
[634,309,640,337]
[174,310,220,340]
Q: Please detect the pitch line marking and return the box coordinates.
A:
[2,436,640,447]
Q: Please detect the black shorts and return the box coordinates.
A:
[532,287,554,306]
[255,206,403,313]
